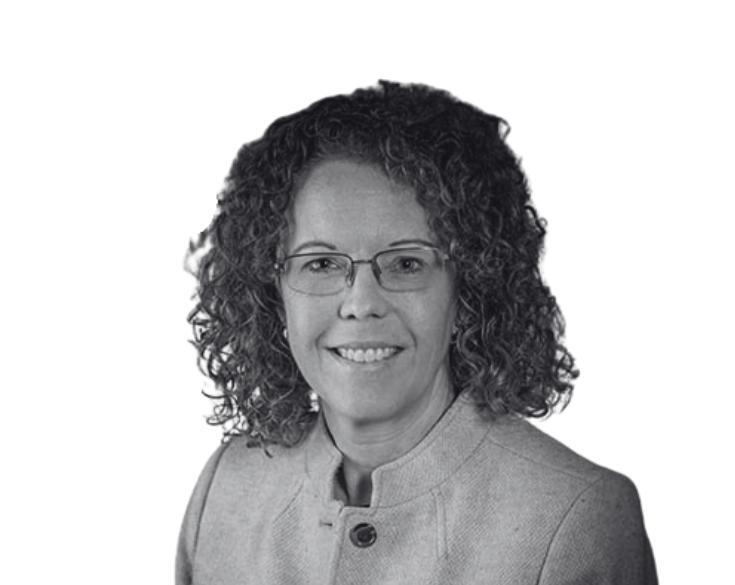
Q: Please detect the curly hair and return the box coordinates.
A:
[187,80,578,447]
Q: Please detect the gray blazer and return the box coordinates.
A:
[177,395,657,584]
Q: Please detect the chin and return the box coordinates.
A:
[321,384,414,424]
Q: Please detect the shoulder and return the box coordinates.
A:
[480,414,615,486]
[182,435,309,531]
[204,435,309,496]
[176,437,309,584]
[470,415,657,583]
[466,413,648,526]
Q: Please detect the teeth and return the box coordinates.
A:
[336,347,399,363]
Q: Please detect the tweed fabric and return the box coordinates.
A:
[176,396,657,584]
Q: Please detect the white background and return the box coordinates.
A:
[1,1,732,583]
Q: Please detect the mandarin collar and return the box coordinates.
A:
[303,394,491,508]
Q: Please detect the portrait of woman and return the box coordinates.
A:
[177,81,657,584]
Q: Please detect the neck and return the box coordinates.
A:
[323,369,454,506]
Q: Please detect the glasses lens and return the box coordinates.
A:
[284,254,350,295]
[376,248,442,291]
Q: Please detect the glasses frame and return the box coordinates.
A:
[274,245,451,296]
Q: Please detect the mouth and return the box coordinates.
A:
[328,345,403,364]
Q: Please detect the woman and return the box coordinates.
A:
[178,81,657,584]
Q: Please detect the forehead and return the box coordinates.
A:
[287,159,432,252]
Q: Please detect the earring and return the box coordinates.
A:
[283,327,288,340]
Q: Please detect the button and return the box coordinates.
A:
[349,522,377,548]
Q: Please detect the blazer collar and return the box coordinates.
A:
[304,393,491,508]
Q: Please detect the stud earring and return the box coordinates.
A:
[283,327,288,340]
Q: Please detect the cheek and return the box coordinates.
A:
[411,289,456,347]
[419,313,454,354]
[284,297,331,352]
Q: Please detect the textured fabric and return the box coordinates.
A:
[176,396,657,584]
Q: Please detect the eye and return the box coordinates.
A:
[386,255,428,274]
[300,256,345,274]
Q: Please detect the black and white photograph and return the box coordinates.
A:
[1,2,732,583]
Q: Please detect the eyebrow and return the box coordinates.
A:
[289,238,437,255]
[387,238,438,248]
[289,240,338,255]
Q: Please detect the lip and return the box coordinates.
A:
[328,340,404,351]
[326,345,405,366]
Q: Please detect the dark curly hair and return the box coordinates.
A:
[187,80,578,447]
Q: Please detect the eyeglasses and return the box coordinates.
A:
[274,246,451,296]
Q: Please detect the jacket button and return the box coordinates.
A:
[349,522,377,548]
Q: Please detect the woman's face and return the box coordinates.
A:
[280,159,456,428]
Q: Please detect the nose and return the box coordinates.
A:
[338,262,388,320]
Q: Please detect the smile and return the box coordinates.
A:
[333,346,401,363]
